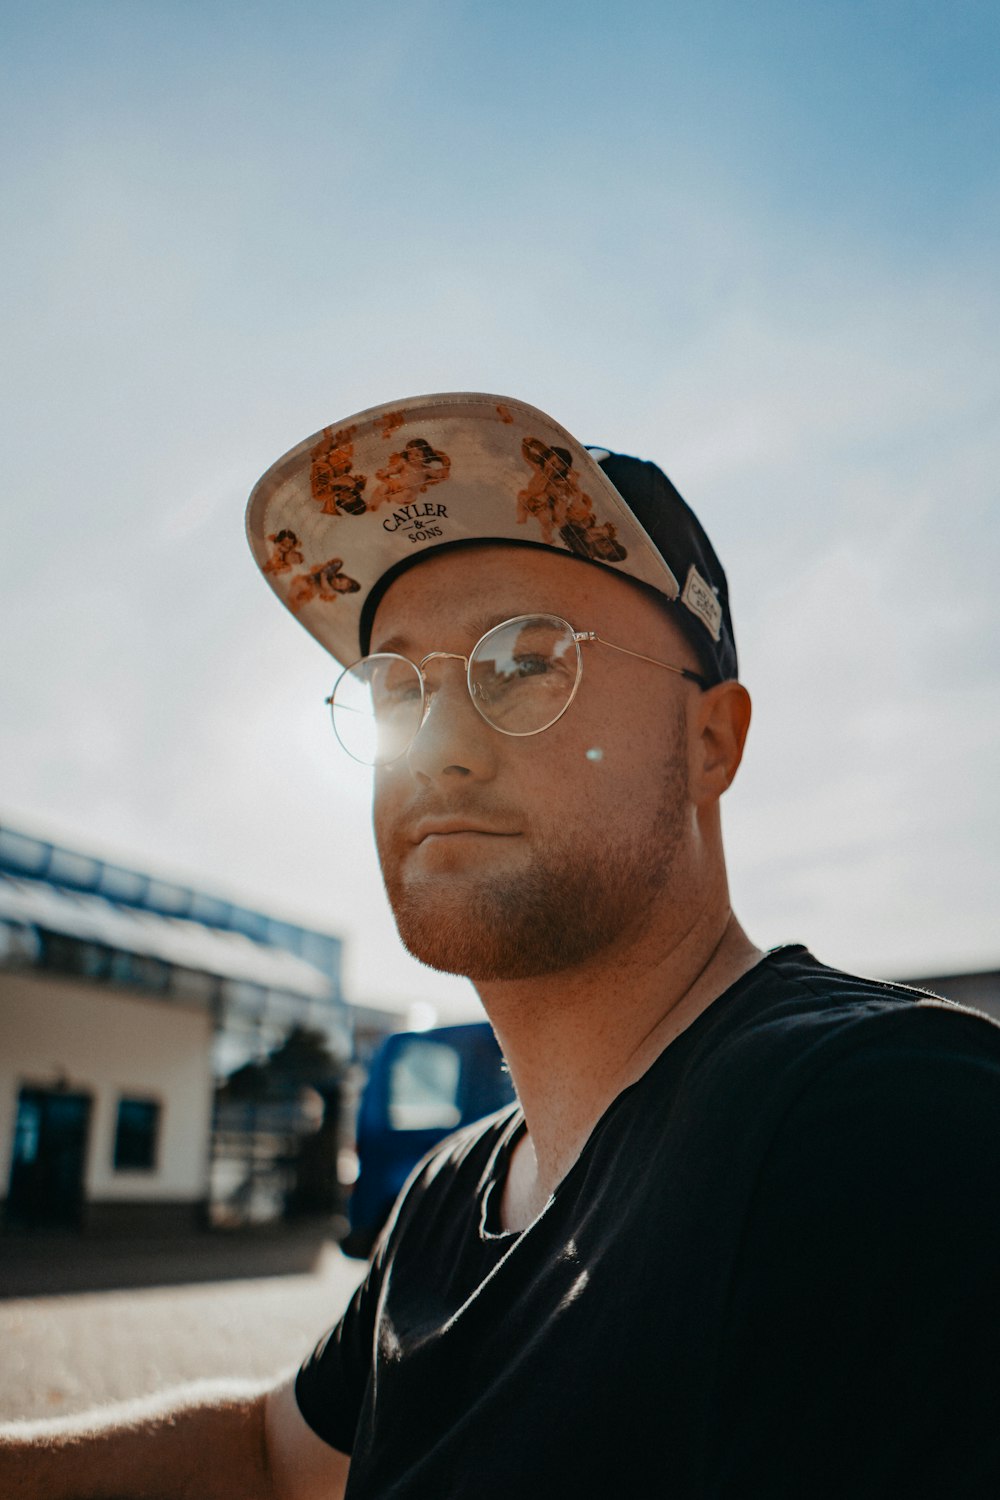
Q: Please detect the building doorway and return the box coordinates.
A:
[6,1086,92,1227]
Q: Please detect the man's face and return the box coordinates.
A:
[370,545,704,983]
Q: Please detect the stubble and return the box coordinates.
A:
[376,722,689,982]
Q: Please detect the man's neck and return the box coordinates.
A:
[480,906,762,1231]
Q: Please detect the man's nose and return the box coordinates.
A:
[405,659,497,782]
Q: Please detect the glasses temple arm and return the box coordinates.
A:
[577,632,710,690]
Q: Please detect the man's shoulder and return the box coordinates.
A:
[666,945,1000,1161]
[728,942,959,1011]
[702,943,1000,1062]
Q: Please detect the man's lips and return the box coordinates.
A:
[410,819,520,845]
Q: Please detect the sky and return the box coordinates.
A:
[2,0,998,1024]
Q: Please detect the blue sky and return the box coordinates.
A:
[3,1,998,1019]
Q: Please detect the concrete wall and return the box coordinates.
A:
[0,971,213,1224]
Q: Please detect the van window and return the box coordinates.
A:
[388,1037,462,1131]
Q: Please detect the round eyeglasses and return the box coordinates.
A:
[326,613,710,765]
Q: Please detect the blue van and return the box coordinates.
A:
[343,1022,515,1258]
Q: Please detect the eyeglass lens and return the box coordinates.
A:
[330,615,582,765]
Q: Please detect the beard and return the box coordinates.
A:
[376,727,689,983]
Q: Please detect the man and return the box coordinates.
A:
[4,392,1000,1497]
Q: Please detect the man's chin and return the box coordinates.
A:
[380,808,682,983]
[389,882,513,979]
[387,881,608,984]
[397,926,549,983]
[400,933,480,978]
[382,869,503,977]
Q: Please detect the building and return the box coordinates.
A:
[0,824,351,1234]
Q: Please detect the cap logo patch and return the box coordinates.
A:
[371,437,451,510]
[289,557,360,611]
[310,427,368,516]
[681,565,722,640]
[517,437,628,562]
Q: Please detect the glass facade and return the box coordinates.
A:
[0,824,345,1010]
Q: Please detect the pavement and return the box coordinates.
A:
[0,1225,367,1424]
[0,1220,350,1299]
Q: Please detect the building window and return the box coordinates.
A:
[113,1097,161,1171]
[47,848,101,888]
[99,863,148,903]
[0,918,40,967]
[108,949,170,992]
[0,828,49,877]
[40,931,111,980]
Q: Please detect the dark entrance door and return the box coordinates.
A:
[7,1087,92,1227]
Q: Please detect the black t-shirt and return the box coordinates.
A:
[297,947,1000,1497]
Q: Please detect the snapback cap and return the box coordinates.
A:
[245,392,738,683]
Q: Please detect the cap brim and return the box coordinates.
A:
[246,392,680,667]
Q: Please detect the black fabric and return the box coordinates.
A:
[296,947,1000,1497]
[595,451,738,684]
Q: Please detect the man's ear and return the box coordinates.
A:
[689,680,752,805]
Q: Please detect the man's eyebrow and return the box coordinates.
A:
[371,611,541,658]
[370,632,414,658]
